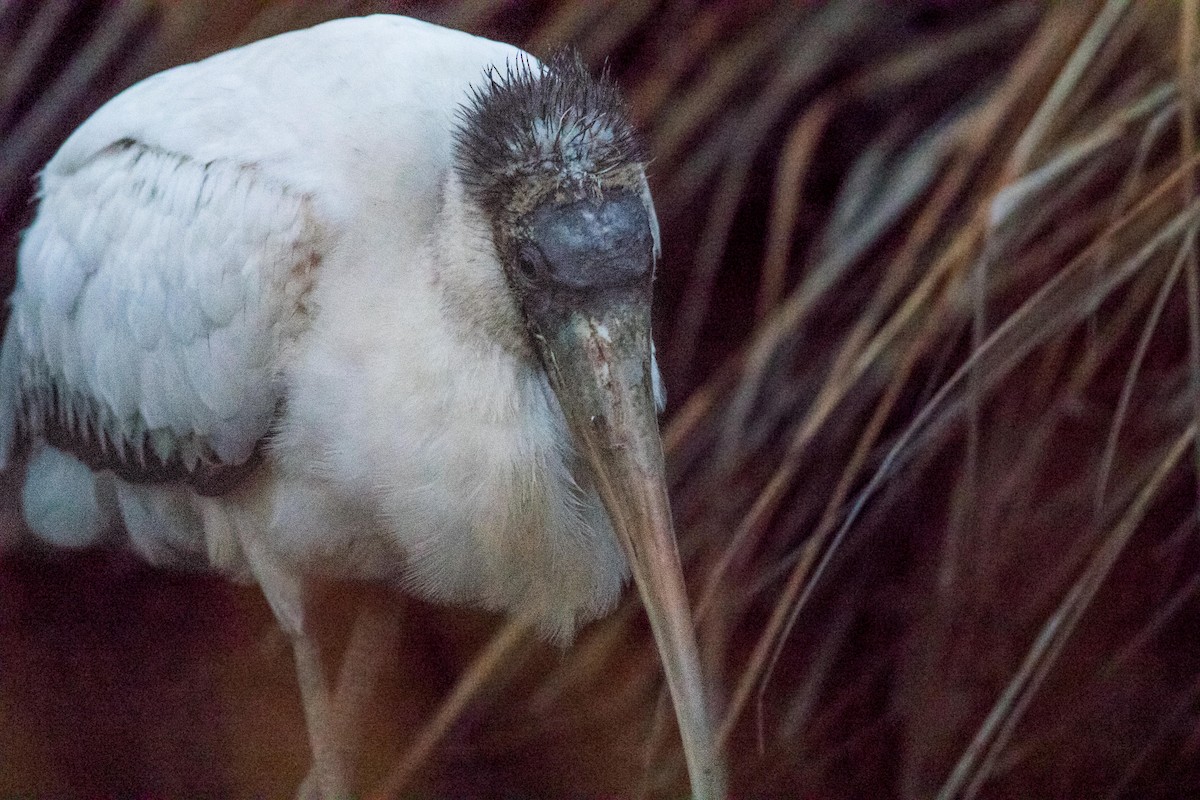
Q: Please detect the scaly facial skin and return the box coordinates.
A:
[513,191,727,800]
[510,191,653,321]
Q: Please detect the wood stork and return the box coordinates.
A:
[0,13,725,799]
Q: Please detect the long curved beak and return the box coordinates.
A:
[538,296,726,800]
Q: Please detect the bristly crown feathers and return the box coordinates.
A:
[453,51,648,227]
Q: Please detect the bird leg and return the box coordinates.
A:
[297,589,401,797]
[292,628,350,799]
[235,527,352,799]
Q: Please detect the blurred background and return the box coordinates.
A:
[3,0,1200,797]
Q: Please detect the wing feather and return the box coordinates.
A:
[0,140,322,490]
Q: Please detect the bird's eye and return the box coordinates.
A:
[516,244,548,283]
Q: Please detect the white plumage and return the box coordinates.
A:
[0,14,721,799]
[3,15,637,635]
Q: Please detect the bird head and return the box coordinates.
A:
[454,53,724,799]
[454,52,657,320]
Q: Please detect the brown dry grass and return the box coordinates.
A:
[3,1,1200,798]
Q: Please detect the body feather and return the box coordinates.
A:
[0,14,650,638]
[2,141,315,485]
